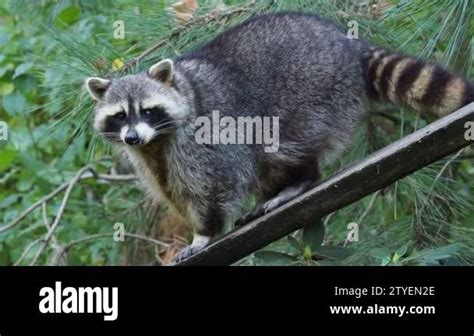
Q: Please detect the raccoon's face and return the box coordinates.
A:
[85,59,187,146]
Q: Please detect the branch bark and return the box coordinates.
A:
[175,103,474,266]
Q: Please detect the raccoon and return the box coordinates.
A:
[85,12,474,262]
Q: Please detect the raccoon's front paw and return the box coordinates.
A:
[262,197,284,214]
[235,198,283,227]
[171,234,210,263]
[172,245,203,263]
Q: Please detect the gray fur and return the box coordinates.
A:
[87,12,375,260]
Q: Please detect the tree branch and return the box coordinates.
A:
[30,166,95,265]
[13,238,44,266]
[46,232,170,266]
[65,232,169,249]
[175,103,474,266]
[0,170,136,234]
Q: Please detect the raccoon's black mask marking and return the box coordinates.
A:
[141,106,172,131]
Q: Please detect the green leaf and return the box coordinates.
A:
[0,194,20,208]
[381,257,391,266]
[2,92,26,115]
[55,6,81,29]
[0,63,14,78]
[14,76,37,94]
[303,245,312,259]
[302,219,325,251]
[0,81,14,95]
[403,244,462,265]
[255,251,296,266]
[315,246,353,260]
[0,148,16,171]
[16,176,34,192]
[370,248,391,261]
[395,244,408,258]
[0,33,8,48]
[0,242,11,265]
[392,253,401,263]
[444,257,460,266]
[12,62,33,79]
[419,243,461,261]
[287,235,302,252]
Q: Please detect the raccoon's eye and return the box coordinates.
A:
[141,106,165,118]
[142,109,153,117]
[114,112,126,121]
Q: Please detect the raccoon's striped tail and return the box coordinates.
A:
[366,48,474,117]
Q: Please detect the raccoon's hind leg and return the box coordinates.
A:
[235,181,313,227]
[236,162,320,226]
[261,181,313,213]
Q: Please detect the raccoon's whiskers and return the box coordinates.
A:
[152,120,179,129]
[100,132,122,142]
[154,128,174,137]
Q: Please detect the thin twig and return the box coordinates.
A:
[49,245,68,266]
[13,238,44,266]
[41,201,67,265]
[30,166,95,265]
[65,232,169,249]
[41,202,49,229]
[47,232,170,263]
[358,190,381,224]
[0,168,19,184]
[41,201,59,246]
[0,170,136,234]
[1,181,70,234]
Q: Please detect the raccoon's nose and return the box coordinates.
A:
[124,129,140,145]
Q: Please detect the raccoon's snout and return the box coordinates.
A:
[121,122,157,146]
[124,129,141,146]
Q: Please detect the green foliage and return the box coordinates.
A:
[371,243,461,266]
[1,0,473,266]
[254,220,354,266]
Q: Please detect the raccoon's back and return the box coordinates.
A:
[179,12,370,117]
[186,12,367,83]
[181,12,474,118]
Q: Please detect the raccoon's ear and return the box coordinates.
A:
[85,77,111,101]
[148,59,174,84]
